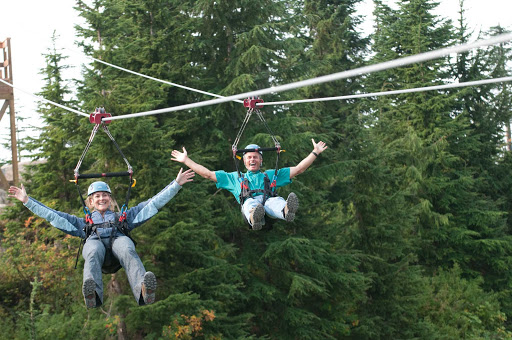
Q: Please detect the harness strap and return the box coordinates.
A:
[102,125,132,173]
[239,172,277,206]
[232,108,254,161]
[254,109,279,147]
[74,124,100,177]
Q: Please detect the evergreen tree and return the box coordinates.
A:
[3,0,512,338]
[23,32,84,209]
[352,0,460,337]
[450,21,512,316]
[73,0,280,337]
[0,33,87,337]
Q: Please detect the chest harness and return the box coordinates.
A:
[239,172,277,206]
[72,108,136,274]
[76,213,137,274]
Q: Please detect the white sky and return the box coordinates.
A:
[0,0,511,162]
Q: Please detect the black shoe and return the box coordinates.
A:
[83,278,97,309]
[141,271,157,305]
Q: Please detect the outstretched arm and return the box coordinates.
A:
[8,184,85,237]
[171,147,217,183]
[289,139,328,179]
[175,167,195,186]
[8,184,29,204]
[129,167,195,226]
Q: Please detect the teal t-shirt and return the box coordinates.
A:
[215,168,292,203]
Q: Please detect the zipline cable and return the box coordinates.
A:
[258,76,512,106]
[102,32,512,122]
[6,33,512,121]
[65,47,244,104]
[0,78,89,118]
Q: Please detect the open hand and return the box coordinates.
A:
[176,168,195,186]
[312,139,328,155]
[171,147,188,163]
[8,184,29,204]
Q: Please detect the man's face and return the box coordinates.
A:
[90,191,112,213]
[244,151,262,172]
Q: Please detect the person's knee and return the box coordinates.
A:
[112,236,135,250]
[83,241,106,260]
[112,237,139,260]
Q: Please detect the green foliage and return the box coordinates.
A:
[422,265,512,339]
[2,0,512,338]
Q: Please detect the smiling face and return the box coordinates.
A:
[89,191,112,214]
[243,151,263,172]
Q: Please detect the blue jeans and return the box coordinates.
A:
[82,235,146,304]
[242,195,286,226]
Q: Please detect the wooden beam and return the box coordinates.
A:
[0,100,8,122]
[0,85,13,94]
[0,86,13,100]
[6,38,12,85]
[9,99,18,186]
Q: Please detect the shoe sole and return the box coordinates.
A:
[251,204,265,230]
[83,278,97,309]
[143,272,157,305]
[285,193,299,222]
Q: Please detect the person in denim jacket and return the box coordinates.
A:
[8,168,194,308]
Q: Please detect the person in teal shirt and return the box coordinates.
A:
[171,139,327,230]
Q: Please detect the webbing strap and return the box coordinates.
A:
[254,109,280,147]
[232,108,253,156]
[74,124,100,177]
[239,173,276,205]
[232,105,281,179]
[102,125,132,172]
[74,113,132,178]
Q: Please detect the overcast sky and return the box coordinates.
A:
[1,0,512,162]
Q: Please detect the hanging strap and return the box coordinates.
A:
[74,123,100,177]
[232,98,282,178]
[232,107,254,159]
[74,107,133,179]
[101,124,132,173]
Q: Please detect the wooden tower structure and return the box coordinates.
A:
[0,38,18,188]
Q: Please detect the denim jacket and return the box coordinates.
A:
[24,180,182,240]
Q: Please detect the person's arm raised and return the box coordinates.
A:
[8,184,29,204]
[171,147,217,182]
[289,139,328,179]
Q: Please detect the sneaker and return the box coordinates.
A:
[82,278,97,309]
[249,204,265,230]
[284,193,299,222]
[141,271,157,305]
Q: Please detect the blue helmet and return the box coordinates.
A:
[87,181,111,196]
[244,144,263,155]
